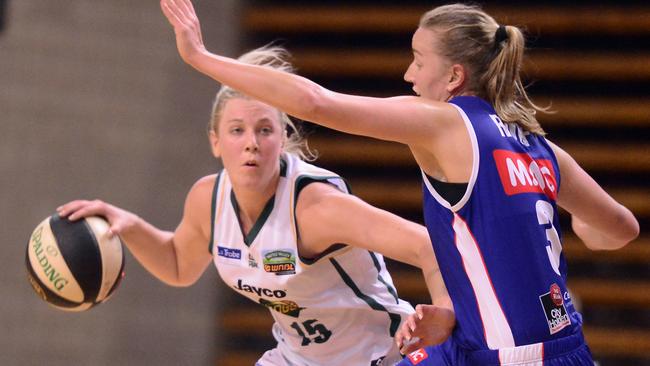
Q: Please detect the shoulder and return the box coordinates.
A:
[390,95,459,121]
[296,180,343,206]
[189,174,219,198]
[294,180,354,225]
[184,174,219,214]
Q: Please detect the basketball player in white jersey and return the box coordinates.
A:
[57,46,455,365]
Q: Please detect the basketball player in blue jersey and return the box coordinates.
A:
[159,0,640,364]
[57,45,455,365]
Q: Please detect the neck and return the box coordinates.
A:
[231,175,279,233]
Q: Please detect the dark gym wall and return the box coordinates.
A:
[0,1,240,365]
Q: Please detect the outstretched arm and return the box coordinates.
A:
[160,0,454,146]
[57,175,215,286]
[550,141,639,250]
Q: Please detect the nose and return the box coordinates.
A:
[404,62,414,83]
[244,132,259,152]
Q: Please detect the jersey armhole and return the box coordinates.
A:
[207,172,222,254]
[292,175,350,265]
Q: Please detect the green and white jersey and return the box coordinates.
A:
[209,153,414,366]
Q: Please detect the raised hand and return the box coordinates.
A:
[160,0,206,65]
[395,304,455,355]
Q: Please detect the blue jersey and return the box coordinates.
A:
[422,96,583,352]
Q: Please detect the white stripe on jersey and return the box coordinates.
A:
[452,213,515,349]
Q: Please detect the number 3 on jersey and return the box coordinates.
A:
[290,319,332,346]
[536,200,562,276]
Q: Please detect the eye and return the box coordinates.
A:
[259,126,274,135]
[229,126,243,135]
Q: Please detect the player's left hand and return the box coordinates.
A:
[395,304,455,355]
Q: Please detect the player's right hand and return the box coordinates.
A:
[57,199,139,238]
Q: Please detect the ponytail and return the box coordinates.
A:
[420,4,549,135]
[483,25,548,134]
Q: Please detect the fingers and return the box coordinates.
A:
[161,0,193,28]
[415,304,424,320]
[417,303,438,318]
[160,0,175,25]
[161,0,186,28]
[400,337,424,355]
[57,199,107,221]
[177,0,197,19]
[396,312,418,350]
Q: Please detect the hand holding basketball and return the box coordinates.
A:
[57,199,139,238]
[25,213,125,311]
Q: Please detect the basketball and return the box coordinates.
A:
[25,214,125,311]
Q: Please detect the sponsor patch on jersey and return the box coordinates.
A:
[233,279,287,298]
[259,298,305,317]
[407,348,429,365]
[539,283,571,335]
[248,253,258,268]
[263,249,296,275]
[493,149,557,200]
[217,246,241,260]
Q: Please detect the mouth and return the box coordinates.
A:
[243,160,258,167]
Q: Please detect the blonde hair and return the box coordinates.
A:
[420,4,548,135]
[208,46,316,160]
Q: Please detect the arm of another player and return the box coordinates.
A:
[160,0,455,147]
[549,141,639,250]
[57,175,215,287]
[394,241,455,355]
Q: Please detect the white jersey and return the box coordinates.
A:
[210,153,414,366]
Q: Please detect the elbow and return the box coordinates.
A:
[298,85,332,123]
[620,217,640,247]
[615,208,640,248]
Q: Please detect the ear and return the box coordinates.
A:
[447,64,466,94]
[208,130,221,158]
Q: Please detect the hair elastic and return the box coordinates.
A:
[495,25,508,45]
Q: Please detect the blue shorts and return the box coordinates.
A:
[397,330,593,366]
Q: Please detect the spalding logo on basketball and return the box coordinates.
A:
[25,214,125,311]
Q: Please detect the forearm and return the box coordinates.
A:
[119,216,182,285]
[572,210,639,251]
[189,51,325,123]
[420,246,453,310]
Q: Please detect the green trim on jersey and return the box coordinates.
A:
[369,252,399,304]
[230,190,276,247]
[300,243,346,265]
[330,257,402,337]
[208,172,222,254]
[293,174,351,265]
[279,157,287,177]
